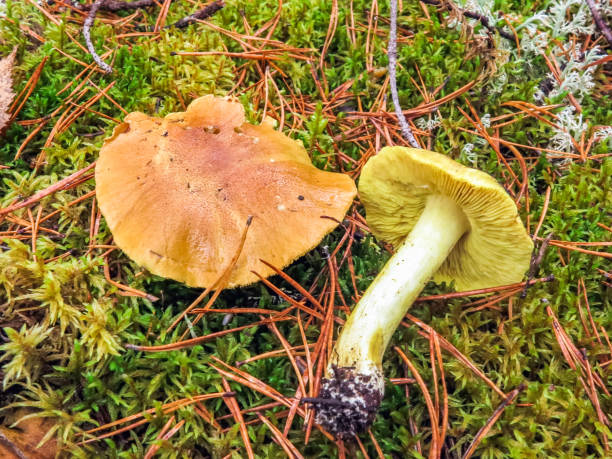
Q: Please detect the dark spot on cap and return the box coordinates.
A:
[298,195,305,200]
[162,131,168,137]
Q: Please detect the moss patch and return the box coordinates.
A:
[0,0,610,457]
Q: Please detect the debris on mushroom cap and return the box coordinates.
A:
[358,146,533,290]
[0,409,57,459]
[95,95,357,288]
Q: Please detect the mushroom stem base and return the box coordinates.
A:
[312,365,384,437]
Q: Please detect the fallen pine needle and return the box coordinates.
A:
[221,378,255,459]
[0,163,96,218]
[461,383,526,459]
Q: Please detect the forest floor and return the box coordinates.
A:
[0,0,611,457]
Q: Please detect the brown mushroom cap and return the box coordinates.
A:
[95,95,356,288]
[358,146,533,291]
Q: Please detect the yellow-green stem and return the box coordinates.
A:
[329,194,469,371]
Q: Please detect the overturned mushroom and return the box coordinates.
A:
[313,146,533,437]
[95,95,356,288]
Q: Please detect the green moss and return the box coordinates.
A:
[0,0,610,457]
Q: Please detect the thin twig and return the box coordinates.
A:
[521,233,553,298]
[70,0,158,12]
[421,0,515,41]
[83,0,113,73]
[462,10,514,41]
[388,0,420,148]
[169,0,224,28]
[585,0,612,44]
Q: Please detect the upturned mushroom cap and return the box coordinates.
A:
[358,146,533,290]
[95,95,356,288]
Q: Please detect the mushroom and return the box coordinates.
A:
[95,95,356,288]
[313,146,533,436]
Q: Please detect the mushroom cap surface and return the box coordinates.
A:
[95,95,356,288]
[358,146,533,291]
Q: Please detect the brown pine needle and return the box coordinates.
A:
[354,435,371,459]
[126,319,276,352]
[79,392,233,444]
[406,314,507,399]
[368,429,385,458]
[461,383,526,459]
[390,377,416,385]
[236,344,313,367]
[37,190,97,225]
[194,402,222,429]
[296,312,314,417]
[394,346,440,454]
[9,57,48,120]
[221,378,255,459]
[548,241,612,258]
[414,275,554,303]
[256,412,304,459]
[433,333,448,458]
[462,288,523,315]
[532,186,552,240]
[258,259,326,311]
[0,163,96,218]
[14,118,50,161]
[209,363,310,425]
[547,304,610,449]
[103,256,158,301]
[166,215,253,336]
[172,50,314,62]
[579,278,604,350]
[57,81,117,134]
[253,272,325,321]
[265,319,307,399]
[143,416,182,459]
[190,307,280,315]
[547,305,610,396]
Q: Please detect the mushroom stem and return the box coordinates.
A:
[335,193,469,367]
[316,194,469,436]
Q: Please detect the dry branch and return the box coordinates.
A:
[585,0,612,44]
[83,0,113,73]
[70,0,159,12]
[388,0,420,148]
[421,0,515,41]
[169,0,224,29]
